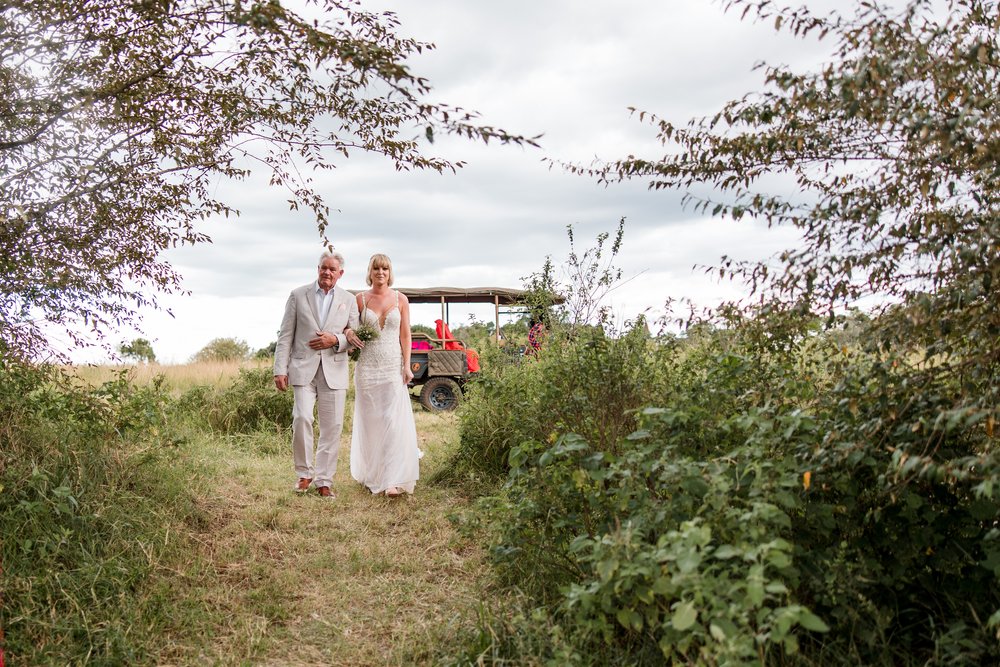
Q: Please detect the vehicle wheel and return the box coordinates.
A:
[419,377,462,412]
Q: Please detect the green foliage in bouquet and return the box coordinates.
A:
[348,322,380,362]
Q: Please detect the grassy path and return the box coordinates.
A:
[152,411,484,666]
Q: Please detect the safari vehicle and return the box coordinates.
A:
[397,287,548,412]
[407,331,470,411]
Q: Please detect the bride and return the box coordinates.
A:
[350,253,421,497]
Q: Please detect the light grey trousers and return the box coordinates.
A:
[291,367,346,488]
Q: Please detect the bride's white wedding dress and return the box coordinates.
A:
[350,292,420,494]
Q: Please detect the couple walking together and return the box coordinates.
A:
[272,250,420,499]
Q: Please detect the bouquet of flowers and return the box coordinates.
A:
[348,322,380,361]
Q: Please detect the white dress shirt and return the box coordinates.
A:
[315,282,334,327]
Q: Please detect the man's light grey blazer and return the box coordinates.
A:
[273,283,360,389]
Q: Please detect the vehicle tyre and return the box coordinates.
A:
[419,377,461,412]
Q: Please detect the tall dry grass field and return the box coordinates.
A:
[70,358,271,392]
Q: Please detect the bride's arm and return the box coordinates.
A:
[345,292,365,348]
[399,293,413,384]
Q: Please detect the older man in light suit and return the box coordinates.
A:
[274,250,362,498]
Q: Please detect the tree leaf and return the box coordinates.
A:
[672,601,698,631]
[798,611,830,633]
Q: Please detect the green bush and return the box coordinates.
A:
[789,341,1000,664]
[0,362,196,664]
[180,367,293,434]
[455,318,669,481]
[454,0,1000,658]
[497,430,814,664]
[455,317,819,664]
[452,315,1000,665]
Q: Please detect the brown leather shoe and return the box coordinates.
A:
[295,477,313,493]
[317,486,335,499]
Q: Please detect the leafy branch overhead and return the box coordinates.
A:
[572,0,997,318]
[0,0,538,361]
[566,1,999,480]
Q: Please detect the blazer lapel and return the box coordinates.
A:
[306,284,321,328]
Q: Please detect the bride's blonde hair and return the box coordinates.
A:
[366,253,394,286]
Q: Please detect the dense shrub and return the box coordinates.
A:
[793,340,1000,664]
[455,319,670,480]
[452,316,1000,665]
[180,367,293,434]
[455,307,817,479]
[449,0,1000,659]
[536,0,1000,656]
[0,363,194,664]
[490,431,815,664]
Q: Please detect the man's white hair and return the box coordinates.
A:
[318,250,345,268]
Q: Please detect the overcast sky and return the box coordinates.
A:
[72,0,844,364]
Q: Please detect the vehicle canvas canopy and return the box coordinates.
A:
[392,286,564,341]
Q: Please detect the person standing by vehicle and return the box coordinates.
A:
[350,253,421,497]
[273,250,362,499]
[526,309,548,357]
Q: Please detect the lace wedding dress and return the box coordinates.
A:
[350,293,420,494]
